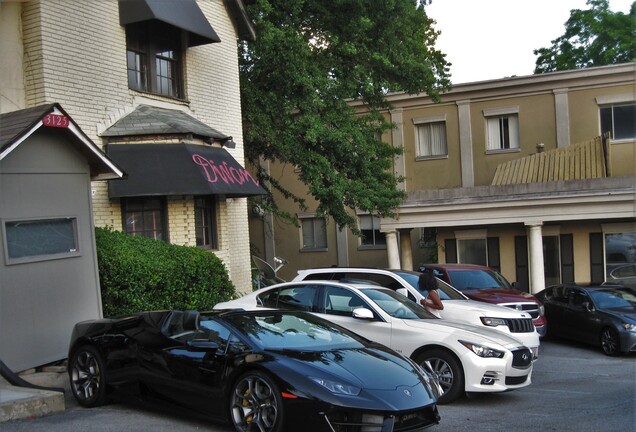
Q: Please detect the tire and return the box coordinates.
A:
[600,327,621,356]
[415,349,464,404]
[230,371,284,432]
[69,345,108,407]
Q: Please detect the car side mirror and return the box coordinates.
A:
[352,307,374,320]
[186,339,219,351]
[396,288,408,297]
[511,281,520,289]
[582,302,595,313]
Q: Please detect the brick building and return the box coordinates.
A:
[1,0,259,369]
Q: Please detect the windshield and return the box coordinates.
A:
[392,270,466,300]
[224,312,365,351]
[360,288,437,319]
[448,269,513,291]
[588,288,636,309]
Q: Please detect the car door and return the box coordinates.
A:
[258,283,321,312]
[161,318,235,417]
[316,285,393,349]
[566,289,600,343]
[543,286,569,337]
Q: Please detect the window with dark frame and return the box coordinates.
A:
[122,197,167,241]
[195,197,218,250]
[125,22,184,99]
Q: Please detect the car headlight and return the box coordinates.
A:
[622,323,636,331]
[310,377,361,395]
[538,305,545,316]
[480,317,507,327]
[459,340,505,358]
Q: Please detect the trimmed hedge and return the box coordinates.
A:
[95,227,236,317]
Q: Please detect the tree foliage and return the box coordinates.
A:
[534,0,636,73]
[240,0,451,234]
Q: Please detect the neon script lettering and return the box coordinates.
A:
[192,154,260,186]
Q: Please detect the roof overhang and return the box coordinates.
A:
[119,0,221,46]
[107,143,266,198]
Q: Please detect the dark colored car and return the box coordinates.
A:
[419,264,547,337]
[606,263,636,289]
[535,284,636,356]
[68,309,440,432]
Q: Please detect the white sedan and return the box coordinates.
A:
[215,280,534,404]
[293,268,541,359]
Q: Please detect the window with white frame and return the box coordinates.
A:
[301,217,327,250]
[484,107,519,151]
[4,218,79,263]
[359,215,386,247]
[414,116,448,158]
[600,103,635,140]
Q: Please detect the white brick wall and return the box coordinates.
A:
[18,0,253,292]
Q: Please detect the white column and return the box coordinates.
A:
[457,100,474,188]
[399,229,413,271]
[554,88,570,148]
[385,230,401,269]
[526,222,545,294]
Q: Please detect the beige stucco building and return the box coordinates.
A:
[252,63,636,293]
[1,0,258,369]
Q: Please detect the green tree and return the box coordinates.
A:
[534,0,636,74]
[240,0,451,234]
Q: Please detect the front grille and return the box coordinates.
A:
[505,375,528,385]
[502,303,540,319]
[504,318,535,333]
[324,405,440,432]
[511,348,533,368]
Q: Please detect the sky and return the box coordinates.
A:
[425,0,634,84]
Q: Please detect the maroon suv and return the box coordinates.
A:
[419,263,547,337]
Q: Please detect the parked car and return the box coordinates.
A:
[418,264,547,337]
[605,263,636,289]
[535,283,636,356]
[215,281,534,404]
[293,267,540,358]
[68,309,441,432]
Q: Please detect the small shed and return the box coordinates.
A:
[0,104,124,371]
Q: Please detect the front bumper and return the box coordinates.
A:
[461,348,533,394]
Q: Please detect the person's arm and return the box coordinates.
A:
[423,290,444,310]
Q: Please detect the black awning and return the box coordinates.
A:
[107,144,266,198]
[119,0,221,46]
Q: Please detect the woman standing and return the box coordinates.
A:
[418,272,444,317]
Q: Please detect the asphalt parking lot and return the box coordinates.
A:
[2,338,634,432]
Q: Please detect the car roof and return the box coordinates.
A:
[549,283,628,290]
[420,263,492,271]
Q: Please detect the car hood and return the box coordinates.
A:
[265,347,437,410]
[446,299,532,319]
[272,346,422,390]
[401,318,524,349]
[463,289,538,304]
[600,307,636,323]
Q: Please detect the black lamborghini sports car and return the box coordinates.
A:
[68,309,440,432]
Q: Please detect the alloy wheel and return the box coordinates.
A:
[70,346,106,406]
[601,327,620,356]
[230,372,281,432]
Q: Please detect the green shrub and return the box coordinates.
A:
[95,227,236,317]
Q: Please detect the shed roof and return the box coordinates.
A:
[0,104,124,180]
[492,136,610,186]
